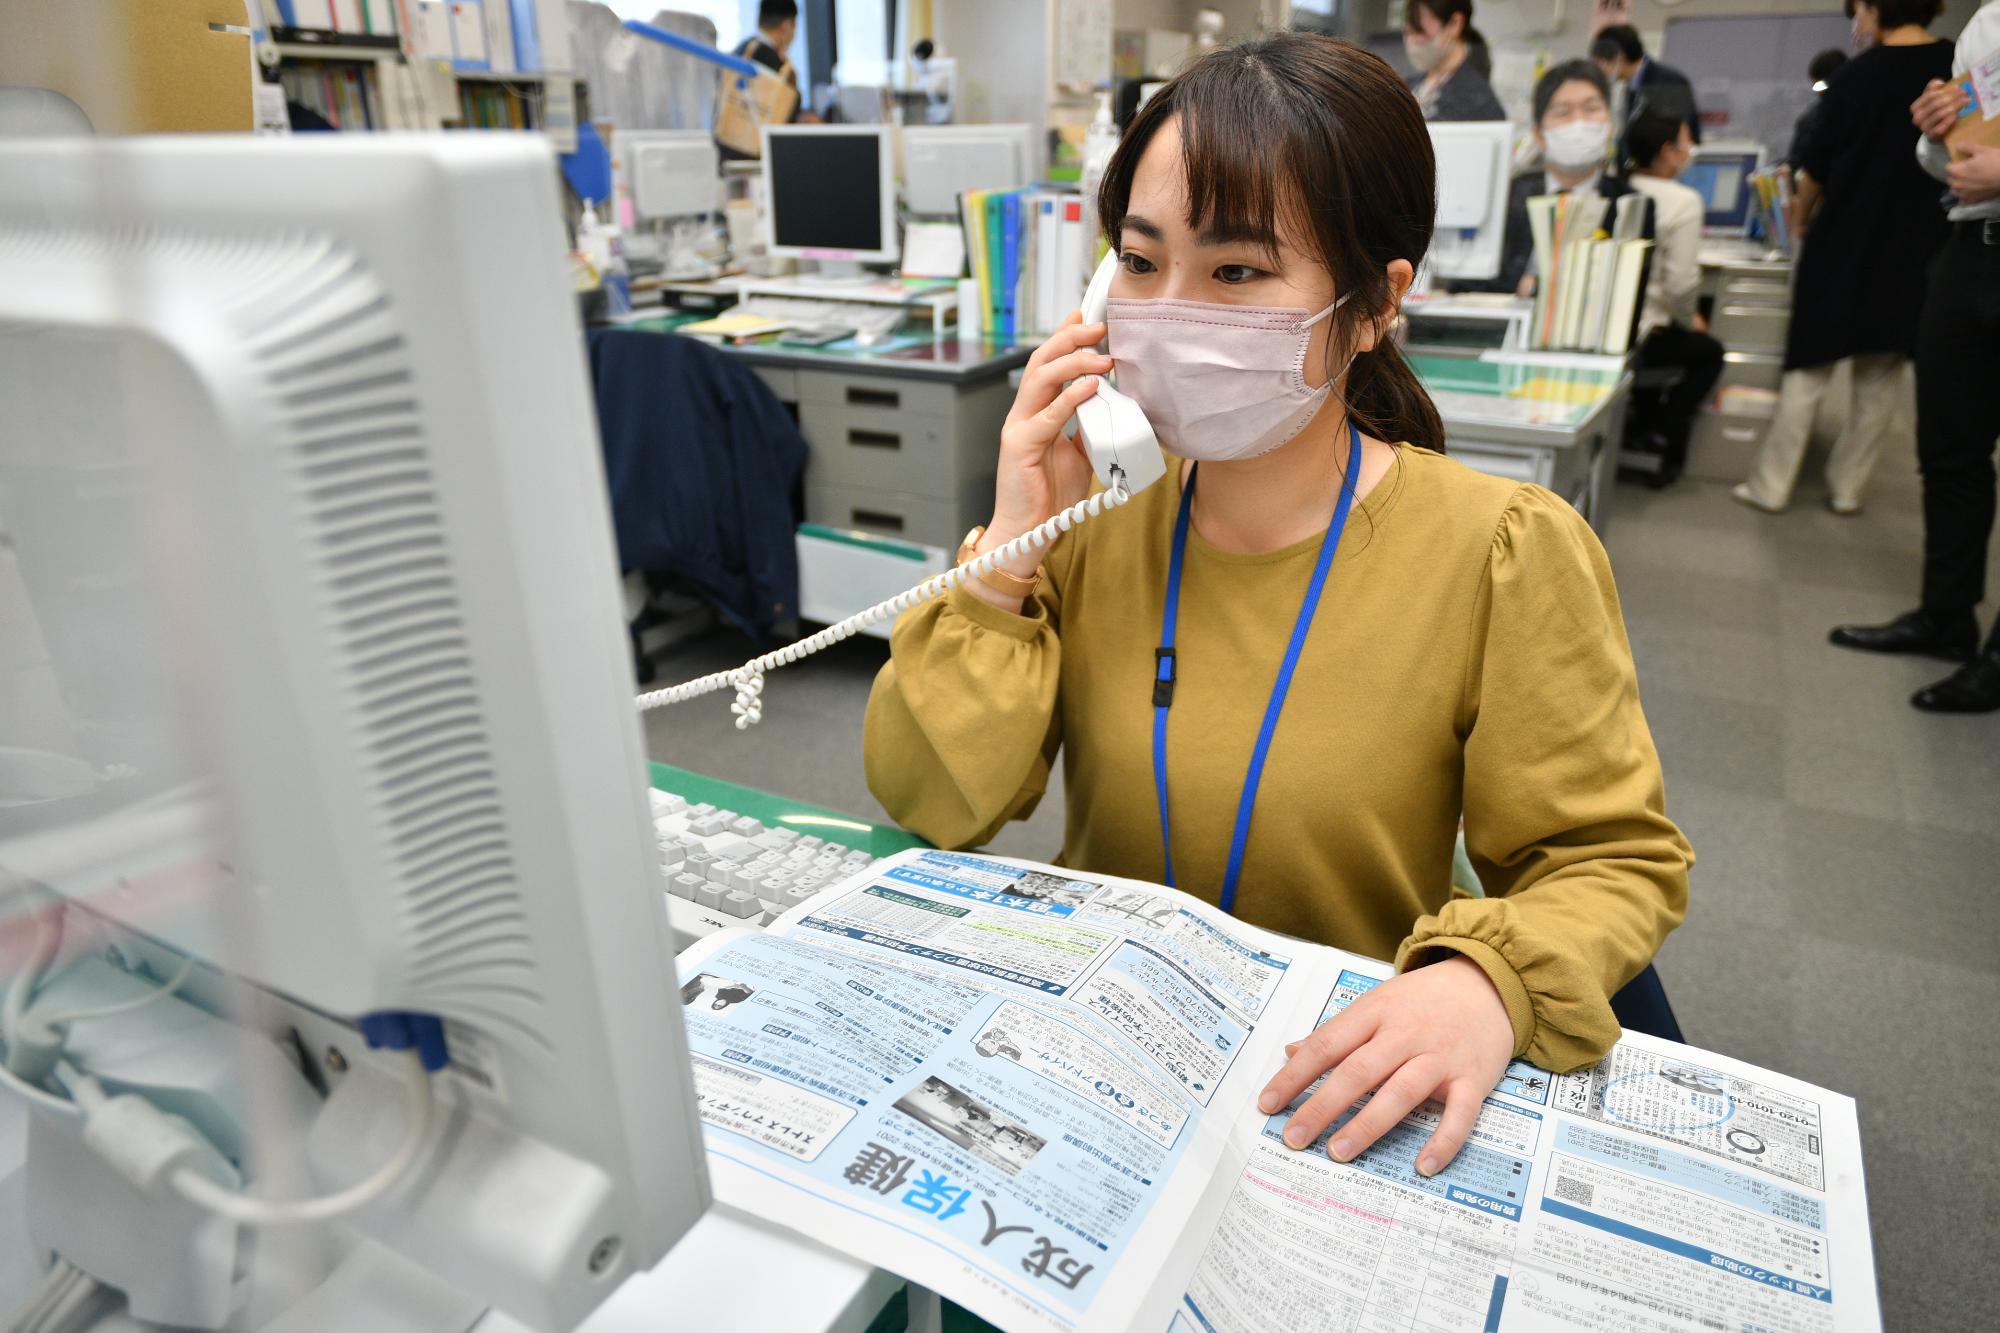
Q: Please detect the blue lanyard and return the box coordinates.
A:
[1152,418,1361,915]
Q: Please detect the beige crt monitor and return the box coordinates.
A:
[0,136,707,1330]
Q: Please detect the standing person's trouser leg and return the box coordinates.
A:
[1823,353,1910,511]
[1917,229,2000,622]
[1737,361,1840,510]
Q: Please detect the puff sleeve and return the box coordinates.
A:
[1397,486,1693,1072]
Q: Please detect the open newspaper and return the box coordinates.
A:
[677,849,1880,1332]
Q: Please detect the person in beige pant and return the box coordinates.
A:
[1733,353,1908,513]
[1731,1,1953,515]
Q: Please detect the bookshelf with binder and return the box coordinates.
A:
[959,188,1087,342]
[257,0,576,138]
[1524,190,1654,356]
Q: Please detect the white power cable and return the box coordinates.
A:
[1,907,62,1059]
[33,954,194,1029]
[3,1258,79,1333]
[25,1269,100,1333]
[636,470,1134,726]
[0,1059,80,1119]
[166,1049,434,1226]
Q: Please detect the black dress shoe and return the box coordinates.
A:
[1912,650,2000,713]
[1828,609,1978,662]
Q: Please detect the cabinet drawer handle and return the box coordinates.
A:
[848,429,902,450]
[846,386,901,409]
[852,508,905,532]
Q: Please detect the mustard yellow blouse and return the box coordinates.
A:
[863,447,1692,1072]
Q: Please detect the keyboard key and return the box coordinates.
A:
[684,850,716,877]
[658,843,686,870]
[688,803,718,819]
[691,813,732,837]
[706,858,741,885]
[843,850,873,865]
[649,790,687,816]
[762,828,801,846]
[670,872,704,901]
[709,836,761,863]
[722,889,761,918]
[797,836,824,852]
[781,885,820,910]
[727,815,764,838]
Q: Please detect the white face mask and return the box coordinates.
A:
[1405,34,1449,74]
[1105,291,1355,462]
[1544,117,1611,173]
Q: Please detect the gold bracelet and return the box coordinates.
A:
[958,526,1042,597]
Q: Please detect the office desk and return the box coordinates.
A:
[1409,349,1631,531]
[1401,294,1533,352]
[617,311,1032,552]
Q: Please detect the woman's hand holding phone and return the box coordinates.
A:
[966,312,1112,611]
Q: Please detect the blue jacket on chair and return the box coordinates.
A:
[585,328,807,640]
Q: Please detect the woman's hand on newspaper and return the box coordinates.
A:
[1256,955,1512,1177]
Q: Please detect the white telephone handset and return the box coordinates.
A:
[1073,252,1169,494]
[636,252,1164,728]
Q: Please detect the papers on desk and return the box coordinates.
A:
[675,311,796,341]
[676,849,1881,1333]
[901,222,968,280]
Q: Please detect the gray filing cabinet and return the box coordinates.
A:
[1689,252,1792,481]
[737,357,1024,550]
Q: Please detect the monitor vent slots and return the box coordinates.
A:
[243,241,553,1054]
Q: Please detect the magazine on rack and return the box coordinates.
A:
[676,848,1880,1333]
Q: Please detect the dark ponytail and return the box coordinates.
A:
[1348,337,1446,457]
[1097,32,1447,454]
[1463,24,1493,80]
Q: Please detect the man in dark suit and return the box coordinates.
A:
[1591,23,1702,145]
[1456,60,1655,298]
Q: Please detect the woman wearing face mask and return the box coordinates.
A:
[1459,60,1653,300]
[865,34,1689,1178]
[1403,0,1503,122]
[1733,0,1952,515]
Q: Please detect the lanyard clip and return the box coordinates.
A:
[1153,647,1177,708]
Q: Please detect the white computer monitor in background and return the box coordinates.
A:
[901,123,1036,217]
[622,129,720,222]
[1426,120,1514,283]
[761,124,901,268]
[0,136,708,1331]
[1682,143,1765,236]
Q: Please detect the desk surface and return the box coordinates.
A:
[613,313,1035,386]
[1410,349,1627,447]
[1698,240,1790,270]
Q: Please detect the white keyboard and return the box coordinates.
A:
[734,295,904,338]
[651,787,882,946]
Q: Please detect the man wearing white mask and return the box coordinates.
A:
[1460,61,1653,299]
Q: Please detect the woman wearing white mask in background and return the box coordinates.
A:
[1403,0,1503,122]
[865,34,1690,1178]
[1457,60,1654,300]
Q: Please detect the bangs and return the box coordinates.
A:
[1103,61,1317,268]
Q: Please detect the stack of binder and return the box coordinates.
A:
[1527,191,1654,355]
[960,189,1086,342]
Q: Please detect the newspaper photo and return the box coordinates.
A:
[676,849,1880,1333]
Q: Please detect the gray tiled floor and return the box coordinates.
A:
[644,449,2000,1330]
